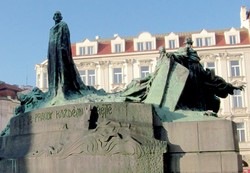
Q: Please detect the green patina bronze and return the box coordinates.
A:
[10,12,245,124]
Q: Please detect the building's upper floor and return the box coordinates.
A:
[0,82,23,100]
[71,27,250,58]
[68,6,250,58]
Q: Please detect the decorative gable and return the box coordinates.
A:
[192,29,216,47]
[224,28,241,45]
[133,32,156,51]
[76,39,98,55]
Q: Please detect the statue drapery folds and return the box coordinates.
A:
[47,11,87,98]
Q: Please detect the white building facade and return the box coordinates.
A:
[35,6,250,166]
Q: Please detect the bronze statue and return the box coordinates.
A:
[172,37,244,112]
[8,12,245,118]
[122,37,244,114]
[47,11,87,98]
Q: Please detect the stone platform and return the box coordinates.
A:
[161,120,242,173]
[0,102,242,173]
[0,103,167,173]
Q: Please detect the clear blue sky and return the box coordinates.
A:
[0,0,248,87]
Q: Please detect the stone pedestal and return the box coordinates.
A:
[162,120,242,173]
[0,102,242,173]
[0,103,167,173]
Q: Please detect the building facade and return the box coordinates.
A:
[35,6,250,167]
[0,82,23,131]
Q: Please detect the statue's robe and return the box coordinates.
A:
[172,48,237,113]
[47,21,86,98]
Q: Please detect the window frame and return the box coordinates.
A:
[169,39,176,49]
[140,66,150,78]
[230,60,240,77]
[87,69,95,86]
[232,90,243,108]
[236,122,246,142]
[196,38,203,47]
[113,67,123,84]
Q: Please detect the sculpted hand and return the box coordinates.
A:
[234,85,245,91]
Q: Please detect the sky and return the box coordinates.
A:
[0,0,249,87]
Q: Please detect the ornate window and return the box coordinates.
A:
[200,58,217,74]
[78,69,95,86]
[224,28,240,45]
[79,47,85,55]
[145,41,152,50]
[111,35,125,53]
[165,32,179,49]
[140,66,149,78]
[206,62,215,70]
[196,38,203,47]
[229,35,237,44]
[137,42,144,51]
[79,70,86,84]
[113,68,122,84]
[76,39,98,55]
[87,46,94,55]
[204,37,212,46]
[232,90,243,108]
[230,60,240,77]
[88,70,95,86]
[133,32,156,51]
[168,40,176,49]
[192,29,216,47]
[114,44,121,53]
[236,122,246,142]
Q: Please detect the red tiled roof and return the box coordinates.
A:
[0,83,23,99]
[240,30,250,44]
[125,40,134,52]
[98,42,111,55]
[71,43,76,57]
[215,32,226,46]
[156,38,165,49]
[71,30,250,56]
[0,83,22,92]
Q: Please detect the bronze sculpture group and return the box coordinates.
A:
[15,11,244,115]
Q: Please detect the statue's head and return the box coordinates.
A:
[53,11,63,23]
[184,37,193,45]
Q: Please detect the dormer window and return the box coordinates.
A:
[192,29,216,47]
[224,28,240,45]
[136,41,153,51]
[76,39,98,56]
[169,40,176,49]
[87,46,94,55]
[137,42,144,51]
[205,37,212,46]
[134,32,156,51]
[79,47,85,55]
[115,44,121,53]
[196,38,203,47]
[145,41,152,50]
[165,32,179,49]
[78,46,94,55]
[229,35,237,44]
[111,35,125,53]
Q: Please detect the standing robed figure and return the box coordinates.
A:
[47,11,87,98]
